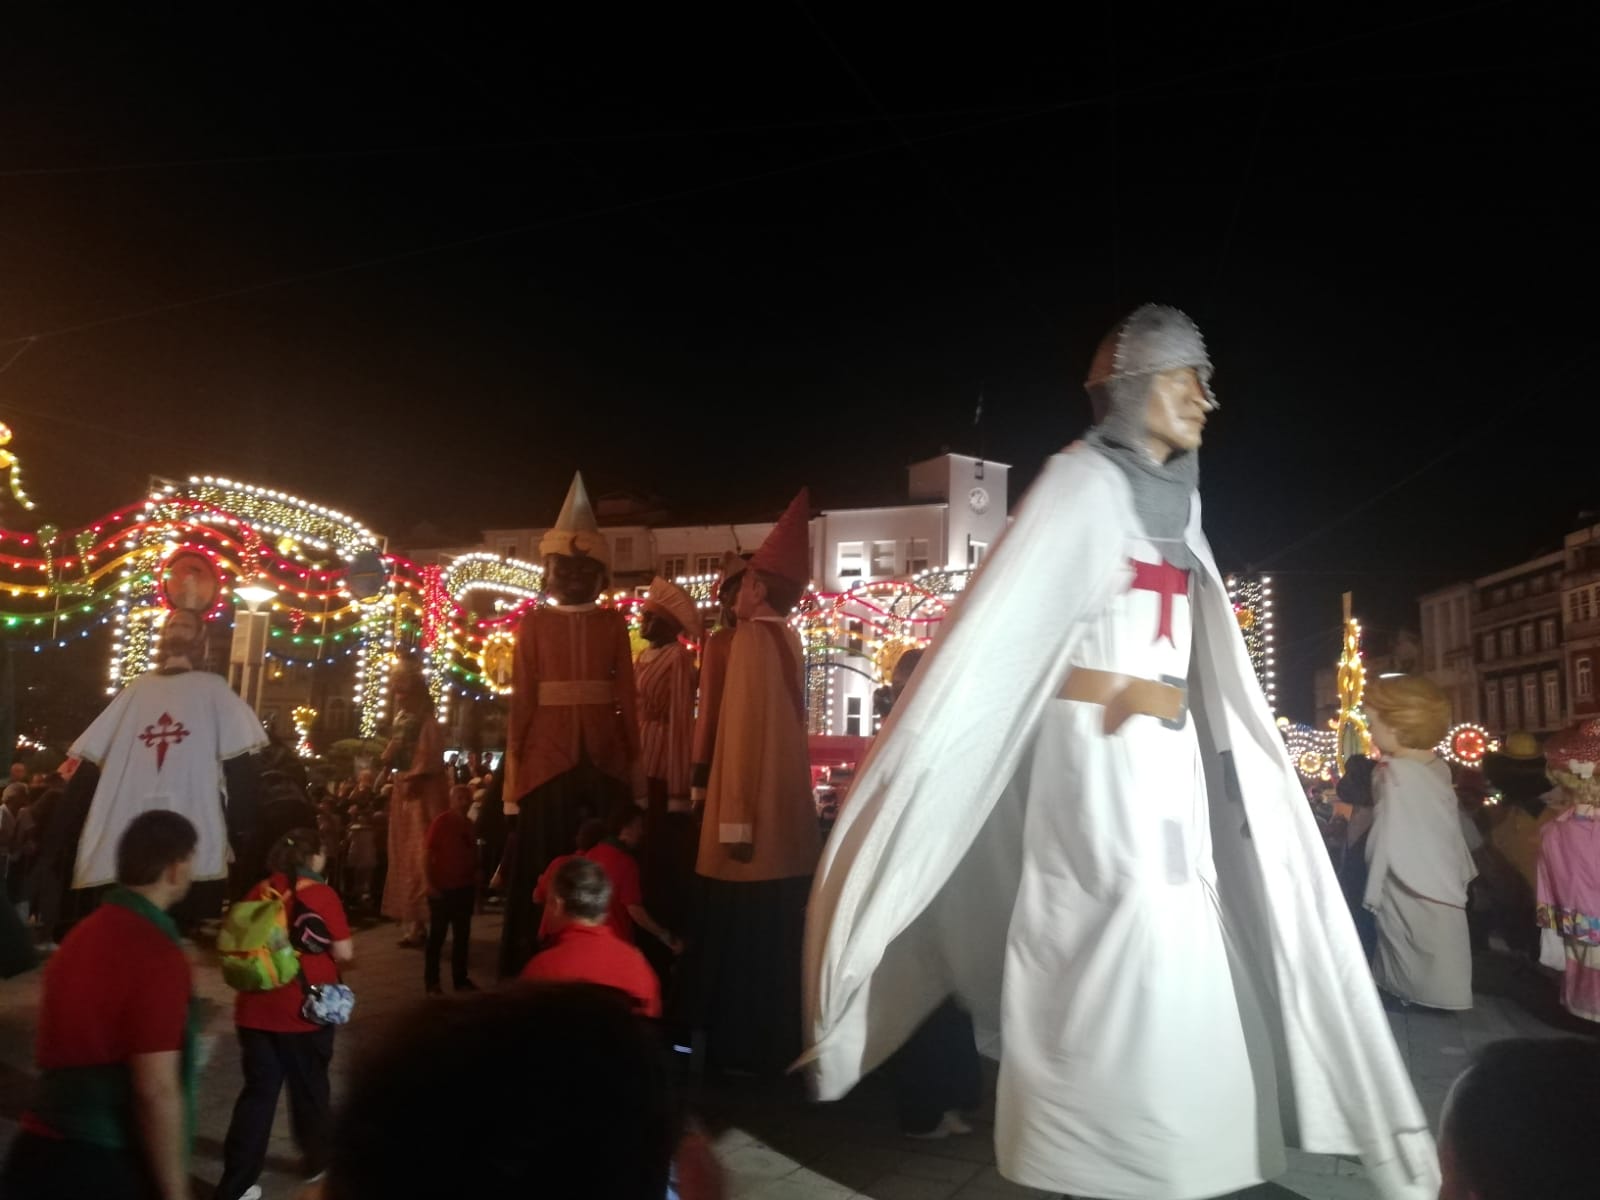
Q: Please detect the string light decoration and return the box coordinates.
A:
[0,422,37,511]
[1334,592,1372,774]
[292,705,318,758]
[184,477,377,559]
[1225,573,1277,713]
[1438,722,1498,767]
[443,552,544,602]
[1283,722,1339,782]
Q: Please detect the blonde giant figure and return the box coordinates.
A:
[1363,676,1476,1010]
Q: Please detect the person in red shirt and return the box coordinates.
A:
[424,783,480,995]
[586,806,681,955]
[532,816,604,941]
[216,828,353,1200]
[521,857,661,1017]
[1,809,198,1200]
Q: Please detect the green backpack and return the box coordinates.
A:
[218,881,303,992]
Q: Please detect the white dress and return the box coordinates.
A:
[70,669,266,888]
[999,534,1285,1197]
[1364,757,1475,1010]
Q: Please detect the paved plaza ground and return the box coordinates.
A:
[0,912,1590,1200]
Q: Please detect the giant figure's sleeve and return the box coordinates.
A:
[668,652,697,798]
[69,687,134,766]
[803,447,1126,1098]
[505,612,539,804]
[612,614,641,765]
[212,676,269,761]
[1362,768,1395,913]
[690,632,731,791]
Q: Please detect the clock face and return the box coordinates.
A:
[968,486,990,514]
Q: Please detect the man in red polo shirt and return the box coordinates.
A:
[521,856,660,1017]
[2,810,199,1200]
[424,783,480,995]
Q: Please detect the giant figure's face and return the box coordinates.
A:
[160,609,204,664]
[1144,367,1213,460]
[545,554,606,606]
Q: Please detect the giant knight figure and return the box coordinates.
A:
[802,306,1437,1200]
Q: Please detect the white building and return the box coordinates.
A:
[1418,582,1476,724]
[411,452,1012,736]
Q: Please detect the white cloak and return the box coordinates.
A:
[70,669,267,888]
[802,444,1437,1199]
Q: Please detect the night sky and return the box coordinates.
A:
[1,4,1593,719]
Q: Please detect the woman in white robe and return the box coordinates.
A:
[1362,676,1476,1010]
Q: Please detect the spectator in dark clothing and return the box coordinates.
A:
[323,984,692,1200]
[1335,752,1379,961]
[1439,1037,1600,1200]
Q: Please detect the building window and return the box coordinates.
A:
[846,618,863,655]
[661,555,686,578]
[1579,657,1594,699]
[1519,624,1535,655]
[1523,675,1540,727]
[837,542,864,579]
[1540,617,1558,650]
[1492,588,1507,606]
[974,460,985,480]
[968,540,988,568]
[694,554,721,576]
[1532,575,1546,594]
[845,695,863,737]
[1584,588,1597,623]
[906,538,930,575]
[1481,634,1495,662]
[1511,581,1526,600]
[870,540,897,577]
[1500,629,1515,658]
[614,536,633,565]
[1572,594,1584,624]
[1502,679,1519,729]
[499,540,518,559]
[1484,684,1500,729]
[1543,670,1561,726]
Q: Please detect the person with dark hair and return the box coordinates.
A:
[690,489,821,1076]
[587,805,681,954]
[1,810,199,1200]
[522,857,660,1016]
[323,985,680,1200]
[1439,1037,1600,1200]
[423,783,479,995]
[215,828,353,1200]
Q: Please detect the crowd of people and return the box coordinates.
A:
[5,305,1599,1200]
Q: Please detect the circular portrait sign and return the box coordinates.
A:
[159,548,222,613]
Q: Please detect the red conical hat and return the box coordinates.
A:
[750,488,811,585]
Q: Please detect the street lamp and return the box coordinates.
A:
[229,582,276,714]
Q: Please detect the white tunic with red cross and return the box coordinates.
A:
[998,531,1287,1198]
[70,668,267,888]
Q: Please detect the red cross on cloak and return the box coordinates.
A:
[138,712,191,772]
[1129,558,1190,646]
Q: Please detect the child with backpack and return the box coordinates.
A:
[215,829,353,1200]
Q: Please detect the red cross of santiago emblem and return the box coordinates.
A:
[138,712,190,772]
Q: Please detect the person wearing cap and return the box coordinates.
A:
[690,490,821,1077]
[1534,718,1600,1023]
[634,577,701,965]
[500,472,640,977]
[804,306,1435,1199]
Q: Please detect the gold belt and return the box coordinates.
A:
[1059,667,1187,734]
[537,680,617,706]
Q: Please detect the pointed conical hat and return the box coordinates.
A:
[643,576,702,640]
[749,488,811,586]
[538,471,609,564]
